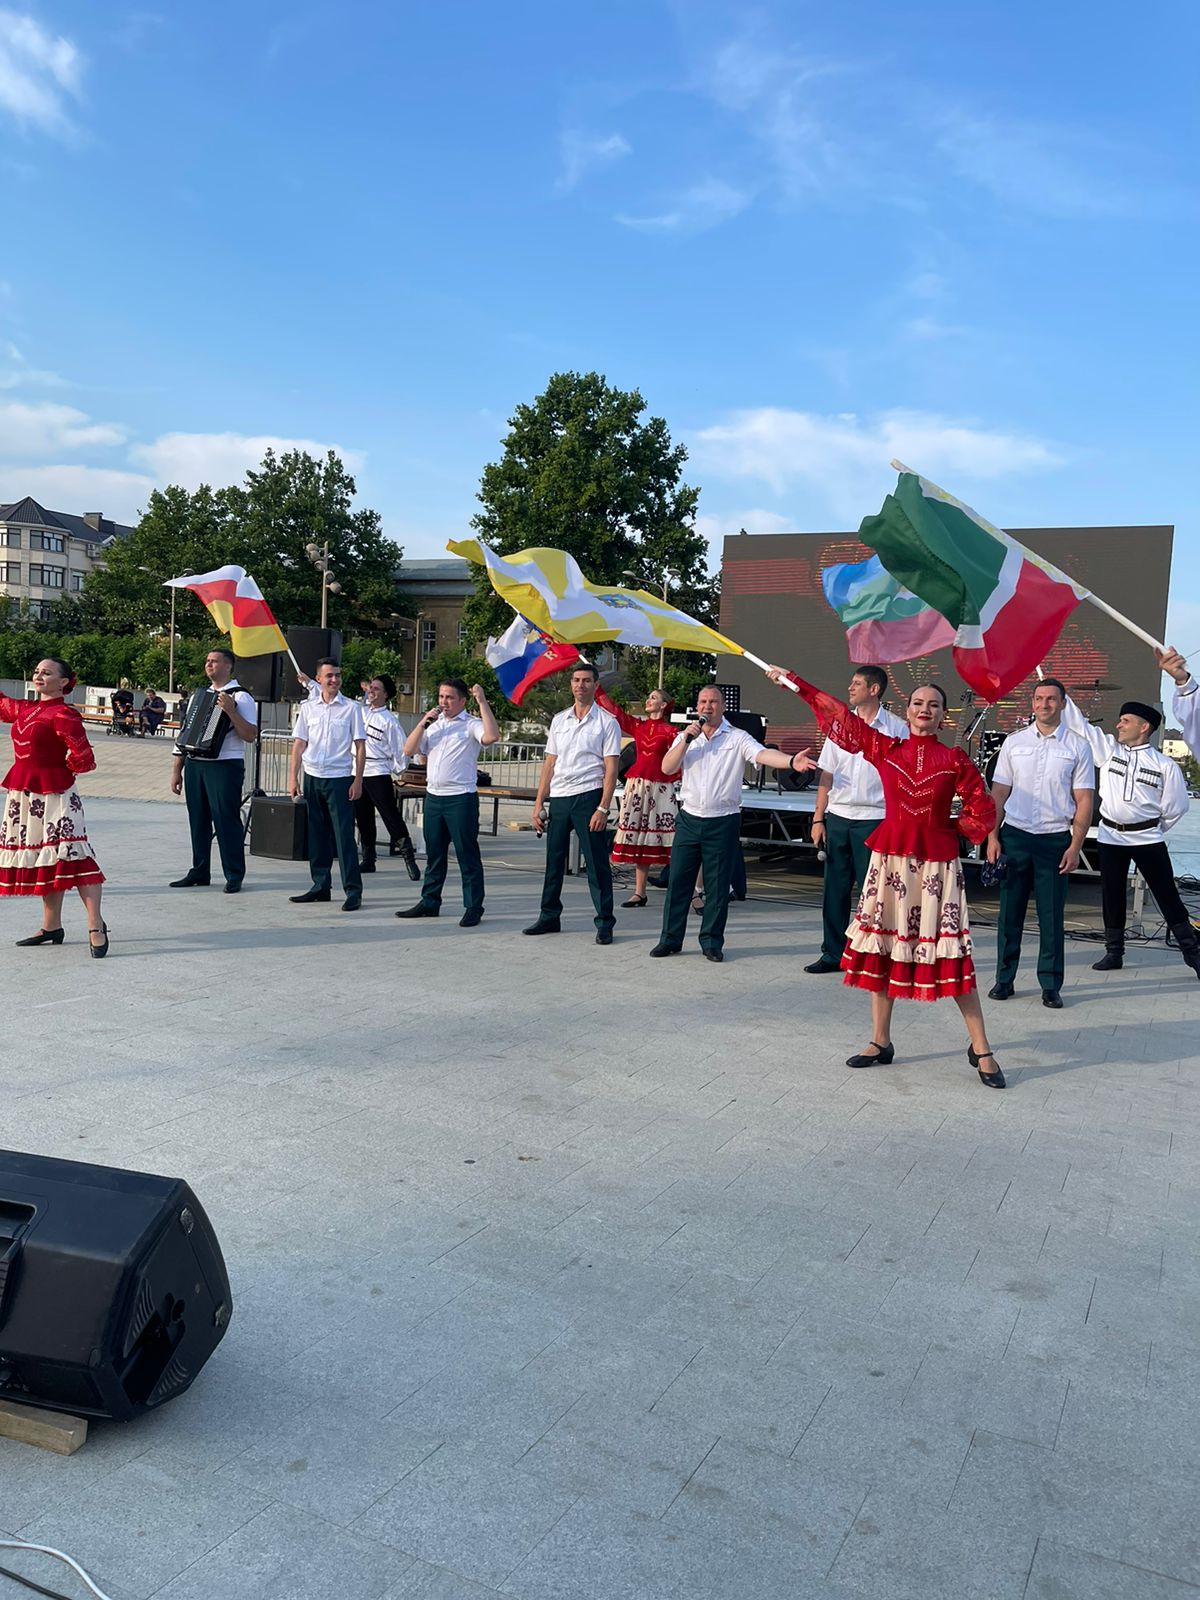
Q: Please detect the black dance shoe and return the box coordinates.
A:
[846,1043,895,1069]
[88,923,109,959]
[968,1046,1006,1088]
[15,927,64,946]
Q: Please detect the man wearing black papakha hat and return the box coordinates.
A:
[1062,688,1198,978]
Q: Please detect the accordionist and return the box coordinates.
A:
[168,646,258,893]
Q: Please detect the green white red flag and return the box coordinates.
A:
[857,467,1088,699]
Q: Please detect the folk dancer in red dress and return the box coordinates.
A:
[596,687,680,907]
[768,667,1004,1088]
[0,657,108,956]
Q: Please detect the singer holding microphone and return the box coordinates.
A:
[651,686,815,962]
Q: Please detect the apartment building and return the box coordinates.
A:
[0,496,134,619]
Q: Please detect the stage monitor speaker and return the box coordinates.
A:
[279,627,343,701]
[250,795,308,859]
[233,652,285,701]
[0,1150,231,1422]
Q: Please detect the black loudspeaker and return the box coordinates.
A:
[250,795,308,859]
[726,708,767,743]
[279,627,343,701]
[233,652,284,701]
[0,1150,231,1422]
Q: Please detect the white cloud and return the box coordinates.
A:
[558,130,631,192]
[128,432,366,489]
[0,9,83,137]
[617,176,751,235]
[0,400,126,456]
[691,407,1064,521]
[0,343,69,388]
[0,464,156,522]
[694,507,793,561]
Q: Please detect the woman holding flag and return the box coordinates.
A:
[767,665,1005,1089]
[595,686,679,907]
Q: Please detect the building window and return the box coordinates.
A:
[0,563,20,583]
[29,564,66,588]
[31,532,65,553]
[0,529,19,547]
[458,620,469,648]
[70,572,84,592]
[27,600,52,621]
[420,619,437,660]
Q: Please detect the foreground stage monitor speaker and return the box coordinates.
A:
[279,627,343,701]
[250,795,308,859]
[0,1150,232,1422]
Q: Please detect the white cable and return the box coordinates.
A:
[0,1539,116,1600]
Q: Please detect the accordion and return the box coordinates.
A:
[177,688,234,760]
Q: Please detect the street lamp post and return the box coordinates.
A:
[622,566,680,692]
[304,541,341,629]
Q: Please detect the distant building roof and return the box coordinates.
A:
[395,557,472,598]
[0,497,134,544]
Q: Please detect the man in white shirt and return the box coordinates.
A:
[1158,645,1200,753]
[985,677,1094,1008]
[1062,686,1197,977]
[169,646,259,893]
[287,658,367,910]
[651,685,815,962]
[525,664,621,942]
[396,677,499,926]
[806,665,907,975]
[354,673,420,880]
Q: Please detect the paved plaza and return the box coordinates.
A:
[0,752,1198,1599]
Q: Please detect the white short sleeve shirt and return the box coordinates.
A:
[673,719,766,817]
[293,694,367,778]
[420,710,485,796]
[992,721,1094,834]
[546,703,621,797]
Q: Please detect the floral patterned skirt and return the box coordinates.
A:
[0,786,105,896]
[611,776,677,867]
[842,850,975,1001]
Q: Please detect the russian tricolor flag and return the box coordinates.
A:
[485,613,582,705]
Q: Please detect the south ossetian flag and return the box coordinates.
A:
[858,468,1088,700]
[448,538,744,655]
[821,554,956,664]
[485,613,581,704]
[165,566,289,656]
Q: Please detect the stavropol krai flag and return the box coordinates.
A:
[485,613,581,705]
[448,538,744,655]
[166,565,289,656]
[857,466,1088,699]
[821,553,956,664]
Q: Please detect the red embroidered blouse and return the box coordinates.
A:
[0,696,98,794]
[595,691,680,784]
[781,671,995,861]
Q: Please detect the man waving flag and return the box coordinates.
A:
[166,566,289,656]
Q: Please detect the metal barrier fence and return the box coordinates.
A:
[249,726,547,798]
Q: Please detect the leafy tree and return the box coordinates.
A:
[462,372,709,650]
[1179,752,1200,790]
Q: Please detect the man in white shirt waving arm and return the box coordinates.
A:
[397,678,499,927]
[986,676,1094,1008]
[1062,686,1197,978]
[288,658,367,911]
[1158,646,1200,754]
[651,685,815,963]
[524,663,621,943]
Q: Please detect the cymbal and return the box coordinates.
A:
[1068,681,1123,691]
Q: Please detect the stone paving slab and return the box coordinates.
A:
[0,794,1197,1599]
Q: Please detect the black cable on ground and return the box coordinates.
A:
[0,1563,76,1600]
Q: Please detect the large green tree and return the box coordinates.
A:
[462,373,711,659]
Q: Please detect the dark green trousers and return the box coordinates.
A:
[303,774,362,895]
[660,809,740,953]
[420,791,484,913]
[183,759,245,886]
[539,787,614,931]
[995,823,1070,991]
[820,813,877,962]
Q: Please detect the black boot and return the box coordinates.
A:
[400,843,421,882]
[1169,920,1200,979]
[1092,927,1124,971]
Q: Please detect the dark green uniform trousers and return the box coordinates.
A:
[538,787,614,931]
[303,774,362,895]
[995,823,1070,992]
[183,758,245,886]
[419,791,484,913]
[819,813,877,963]
[660,809,740,953]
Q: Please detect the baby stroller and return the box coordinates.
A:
[108,701,138,736]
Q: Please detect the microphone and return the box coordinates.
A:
[685,712,709,742]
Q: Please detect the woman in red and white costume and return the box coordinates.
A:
[0,656,108,956]
[768,665,1004,1088]
[595,686,680,908]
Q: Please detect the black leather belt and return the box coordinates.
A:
[1099,814,1160,833]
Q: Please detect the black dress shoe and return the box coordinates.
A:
[169,875,210,888]
[595,930,613,945]
[987,982,1015,1000]
[402,850,422,882]
[395,903,439,919]
[1041,989,1063,1009]
[804,958,841,974]
[846,1042,895,1068]
[968,1046,1006,1088]
[290,887,331,903]
[703,949,724,962]
[460,908,483,927]
[223,882,242,895]
[15,927,65,946]
[359,859,376,873]
[88,922,109,959]
[342,894,362,911]
[522,921,561,935]
[649,943,680,957]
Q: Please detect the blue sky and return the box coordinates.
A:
[1,0,1197,649]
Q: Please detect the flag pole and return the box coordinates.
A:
[889,460,1166,652]
[743,650,800,692]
